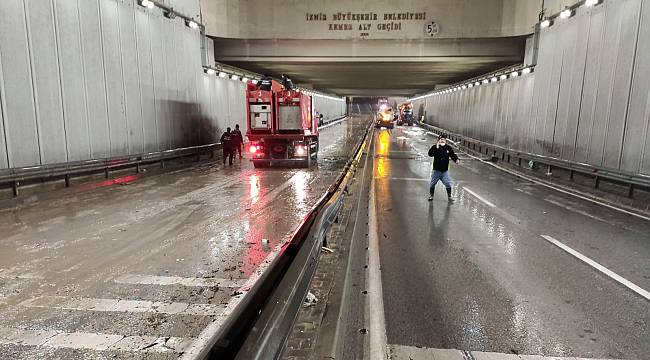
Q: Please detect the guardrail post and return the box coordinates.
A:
[135,164,141,174]
[64,174,70,188]
[628,184,634,198]
[507,154,511,163]
[518,157,522,167]
[160,160,165,169]
[104,168,110,179]
[12,181,19,197]
[569,170,574,181]
[546,165,553,176]
[594,176,600,189]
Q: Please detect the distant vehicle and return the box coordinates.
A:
[376,106,395,129]
[397,102,414,126]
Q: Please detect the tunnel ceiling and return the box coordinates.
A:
[214,37,528,97]
[223,60,520,97]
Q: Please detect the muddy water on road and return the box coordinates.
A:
[0,115,370,359]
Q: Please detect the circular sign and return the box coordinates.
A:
[424,21,441,37]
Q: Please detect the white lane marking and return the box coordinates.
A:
[367,161,389,359]
[389,344,620,360]
[44,332,124,351]
[543,197,608,223]
[19,296,224,316]
[0,327,58,346]
[459,148,650,222]
[541,235,650,301]
[0,327,193,353]
[114,274,246,288]
[462,187,496,208]
[181,238,288,359]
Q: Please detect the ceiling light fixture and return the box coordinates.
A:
[559,8,572,19]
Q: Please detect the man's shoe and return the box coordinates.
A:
[448,197,455,203]
[428,196,434,201]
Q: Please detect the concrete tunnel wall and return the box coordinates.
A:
[0,0,346,170]
[313,97,347,124]
[413,0,650,177]
[0,0,247,170]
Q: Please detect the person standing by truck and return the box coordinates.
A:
[232,124,244,160]
[428,134,459,203]
[220,127,234,166]
[259,74,272,91]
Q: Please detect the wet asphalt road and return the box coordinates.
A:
[371,127,649,360]
[0,115,369,359]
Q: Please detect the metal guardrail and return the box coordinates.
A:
[418,122,650,198]
[0,115,349,198]
[191,123,371,360]
[0,143,223,197]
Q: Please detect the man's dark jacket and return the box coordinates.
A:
[428,144,458,172]
[220,132,233,150]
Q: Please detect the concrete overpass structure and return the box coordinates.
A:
[212,38,527,96]
[204,0,542,96]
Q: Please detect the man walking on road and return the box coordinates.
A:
[220,127,234,166]
[428,134,459,203]
[232,124,244,160]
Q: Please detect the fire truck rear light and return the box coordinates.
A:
[296,146,306,156]
[249,145,257,153]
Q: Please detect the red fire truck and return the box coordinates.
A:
[246,82,319,168]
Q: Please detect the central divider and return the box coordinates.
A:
[184,118,372,360]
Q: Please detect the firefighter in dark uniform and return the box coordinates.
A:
[427,134,459,202]
[220,127,234,166]
[232,124,244,159]
[281,74,294,90]
[259,74,272,91]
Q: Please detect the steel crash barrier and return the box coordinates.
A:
[417,122,650,198]
[185,124,371,360]
[0,143,223,197]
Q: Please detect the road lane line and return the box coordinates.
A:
[367,152,389,359]
[456,146,650,222]
[543,197,608,223]
[462,187,496,208]
[540,235,650,301]
[181,237,288,359]
[389,344,620,360]
[19,296,224,316]
[0,327,194,353]
[114,274,246,288]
